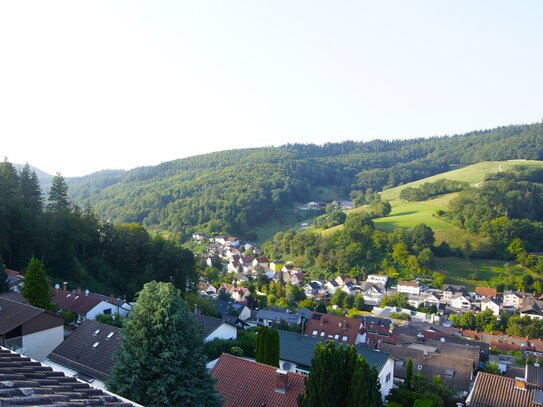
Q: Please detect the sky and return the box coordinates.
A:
[1,1,542,177]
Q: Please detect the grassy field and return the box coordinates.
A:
[433,257,538,290]
[254,209,320,245]
[320,160,543,248]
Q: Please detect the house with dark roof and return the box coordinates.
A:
[214,300,251,321]
[379,342,474,393]
[0,347,139,406]
[211,353,305,407]
[278,330,394,398]
[0,295,64,361]
[255,309,304,328]
[51,285,130,322]
[527,364,543,388]
[521,300,543,320]
[193,314,237,342]
[5,269,24,292]
[304,312,363,345]
[466,372,543,407]
[46,320,121,388]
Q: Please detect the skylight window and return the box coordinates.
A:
[312,330,318,336]
[93,342,100,348]
[342,336,348,342]
[106,332,114,339]
[93,329,100,335]
[320,332,325,337]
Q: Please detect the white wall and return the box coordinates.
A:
[378,357,395,399]
[398,285,420,295]
[22,325,64,362]
[87,301,130,320]
[204,323,237,343]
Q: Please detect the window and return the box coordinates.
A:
[334,334,339,340]
[386,373,391,383]
[342,336,348,342]
[92,342,100,348]
[312,330,318,336]
[320,332,325,337]
[103,308,112,315]
[444,369,455,377]
[106,332,115,339]
[395,359,404,368]
[93,329,100,336]
[417,365,423,371]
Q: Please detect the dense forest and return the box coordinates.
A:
[66,123,543,241]
[0,160,196,299]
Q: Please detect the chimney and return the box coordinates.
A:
[515,377,527,390]
[275,369,288,394]
[109,294,115,304]
[76,287,81,295]
[63,281,67,291]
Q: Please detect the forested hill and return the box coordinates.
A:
[67,123,543,241]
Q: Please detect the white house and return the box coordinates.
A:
[397,281,421,295]
[0,295,65,361]
[278,330,394,399]
[503,291,533,309]
[194,315,237,342]
[481,298,500,316]
[325,280,340,294]
[450,294,471,310]
[367,275,389,286]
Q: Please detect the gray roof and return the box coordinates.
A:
[48,320,121,382]
[0,347,135,406]
[0,296,63,335]
[278,330,390,373]
[256,310,302,325]
[194,314,227,338]
[214,300,246,317]
[527,364,543,388]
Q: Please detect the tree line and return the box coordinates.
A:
[399,179,469,202]
[0,159,196,300]
[65,123,543,241]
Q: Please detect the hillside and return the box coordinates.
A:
[66,123,543,242]
[321,160,543,250]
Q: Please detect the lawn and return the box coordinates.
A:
[433,257,537,290]
[254,209,320,245]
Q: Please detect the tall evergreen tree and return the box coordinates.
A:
[406,358,413,389]
[108,281,221,407]
[47,172,69,212]
[0,255,9,293]
[298,341,382,407]
[21,258,52,310]
[255,326,280,367]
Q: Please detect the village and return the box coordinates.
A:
[2,232,543,406]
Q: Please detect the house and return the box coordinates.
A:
[252,257,269,268]
[269,261,285,272]
[520,300,543,320]
[304,312,363,345]
[255,309,304,328]
[341,281,359,296]
[214,300,251,321]
[335,275,356,286]
[290,271,304,286]
[0,347,139,406]
[379,342,474,393]
[198,281,218,297]
[442,284,467,302]
[397,280,420,295]
[304,281,322,298]
[362,284,386,307]
[278,330,394,398]
[46,320,120,388]
[450,294,472,310]
[475,286,497,300]
[231,287,250,302]
[481,298,501,316]
[5,269,24,292]
[51,284,130,322]
[225,236,240,247]
[339,200,354,210]
[0,295,64,361]
[359,316,395,347]
[324,280,340,294]
[211,353,305,407]
[503,290,535,309]
[466,372,543,407]
[367,274,388,286]
[194,314,237,342]
[305,201,325,209]
[192,232,207,241]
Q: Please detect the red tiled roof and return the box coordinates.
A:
[491,341,521,352]
[211,354,305,407]
[304,313,362,345]
[467,372,541,407]
[51,289,102,315]
[475,287,497,298]
[460,330,480,339]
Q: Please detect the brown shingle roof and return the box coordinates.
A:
[0,347,136,406]
[51,289,102,315]
[475,287,497,298]
[0,296,63,335]
[211,354,305,407]
[48,320,121,382]
[304,313,362,345]
[398,280,420,287]
[467,372,542,407]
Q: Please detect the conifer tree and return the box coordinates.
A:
[255,326,280,367]
[406,358,413,389]
[47,172,69,212]
[108,281,221,407]
[21,258,52,310]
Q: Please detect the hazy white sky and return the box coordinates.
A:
[1,1,542,176]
